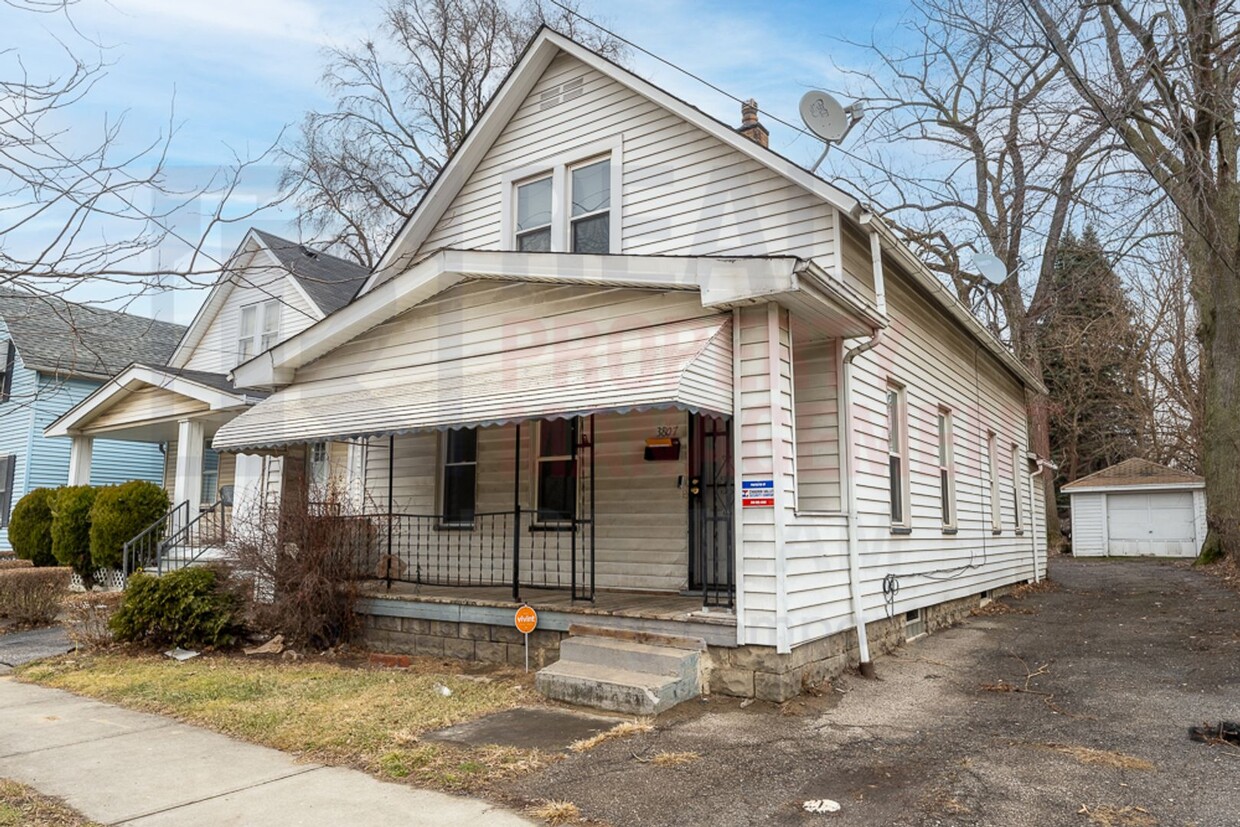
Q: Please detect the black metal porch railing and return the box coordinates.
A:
[363,509,596,602]
[122,500,230,576]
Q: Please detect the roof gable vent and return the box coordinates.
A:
[539,75,585,111]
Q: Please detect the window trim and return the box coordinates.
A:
[987,430,1002,531]
[533,418,578,526]
[438,428,478,528]
[886,382,910,529]
[1010,442,1024,531]
[937,407,956,529]
[237,298,280,363]
[501,137,622,254]
[0,454,14,528]
[0,340,14,404]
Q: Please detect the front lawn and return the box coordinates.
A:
[18,653,552,793]
[0,779,100,827]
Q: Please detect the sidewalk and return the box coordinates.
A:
[0,678,534,826]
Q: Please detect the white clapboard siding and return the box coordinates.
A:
[183,262,319,375]
[359,409,690,593]
[1069,492,1106,556]
[792,338,841,513]
[406,51,879,305]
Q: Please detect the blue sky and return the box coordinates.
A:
[5,0,912,322]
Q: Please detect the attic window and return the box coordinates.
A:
[238,299,280,362]
[502,140,621,255]
[0,340,14,403]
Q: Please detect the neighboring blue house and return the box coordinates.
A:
[0,289,185,552]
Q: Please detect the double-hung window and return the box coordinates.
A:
[536,419,577,524]
[515,176,553,252]
[987,431,1001,531]
[308,442,330,494]
[238,299,280,362]
[441,429,477,526]
[508,149,615,254]
[938,408,956,529]
[887,384,909,527]
[201,445,220,504]
[569,158,610,253]
[1011,443,1024,531]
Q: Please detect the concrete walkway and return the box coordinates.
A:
[0,678,534,826]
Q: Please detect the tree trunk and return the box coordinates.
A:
[1188,214,1240,562]
[1026,390,1062,551]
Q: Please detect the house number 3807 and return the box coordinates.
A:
[656,425,680,437]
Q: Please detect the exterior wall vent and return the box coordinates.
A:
[539,76,585,111]
[905,608,925,640]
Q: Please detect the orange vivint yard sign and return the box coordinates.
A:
[515,605,538,635]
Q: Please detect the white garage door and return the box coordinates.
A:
[1106,491,1197,557]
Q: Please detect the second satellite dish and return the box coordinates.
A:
[972,254,1010,284]
[800,90,865,172]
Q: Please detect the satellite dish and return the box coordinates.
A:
[972,254,1010,284]
[800,90,850,142]
[800,90,865,172]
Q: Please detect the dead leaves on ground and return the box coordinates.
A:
[1042,744,1155,771]
[1079,804,1158,827]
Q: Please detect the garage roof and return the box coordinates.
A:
[1062,458,1203,491]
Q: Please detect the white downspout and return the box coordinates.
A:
[842,328,884,679]
[1027,457,1056,583]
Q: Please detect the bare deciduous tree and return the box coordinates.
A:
[839,0,1153,548]
[1027,0,1240,562]
[279,0,624,267]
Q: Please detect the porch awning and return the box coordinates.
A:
[212,314,732,451]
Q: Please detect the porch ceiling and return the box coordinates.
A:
[212,314,733,452]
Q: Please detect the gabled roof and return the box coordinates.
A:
[250,230,369,315]
[0,289,185,381]
[351,27,1044,396]
[167,228,371,370]
[360,27,860,293]
[44,362,264,439]
[1063,458,1204,491]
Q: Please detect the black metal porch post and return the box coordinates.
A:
[512,423,521,602]
[386,434,394,590]
[589,415,596,601]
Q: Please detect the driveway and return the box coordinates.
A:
[508,558,1239,826]
[0,626,72,674]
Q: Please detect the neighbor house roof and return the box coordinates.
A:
[250,229,370,315]
[0,289,185,381]
[1062,458,1204,491]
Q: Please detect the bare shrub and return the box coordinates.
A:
[0,559,34,571]
[63,591,124,649]
[0,567,71,626]
[228,484,374,650]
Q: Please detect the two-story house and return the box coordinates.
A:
[44,230,368,548]
[0,289,184,552]
[206,29,1051,708]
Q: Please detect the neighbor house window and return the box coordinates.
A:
[0,340,14,403]
[201,445,219,504]
[987,431,1001,531]
[308,441,330,493]
[441,429,477,525]
[0,454,14,527]
[515,176,553,252]
[569,158,610,253]
[1011,443,1024,531]
[938,408,956,528]
[536,418,577,524]
[237,299,280,361]
[887,384,909,527]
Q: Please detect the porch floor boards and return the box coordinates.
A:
[359,581,735,625]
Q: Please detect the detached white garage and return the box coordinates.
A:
[1065,458,1207,558]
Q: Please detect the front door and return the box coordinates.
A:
[688,414,734,607]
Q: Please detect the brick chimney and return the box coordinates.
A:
[737,98,769,148]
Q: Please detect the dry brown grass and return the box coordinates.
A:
[0,779,100,827]
[528,799,582,825]
[1045,745,1155,771]
[650,750,700,766]
[1079,804,1158,827]
[17,652,546,793]
[568,718,654,752]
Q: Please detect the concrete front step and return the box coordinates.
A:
[535,634,702,715]
[558,636,698,679]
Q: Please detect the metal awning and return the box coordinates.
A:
[212,314,732,452]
